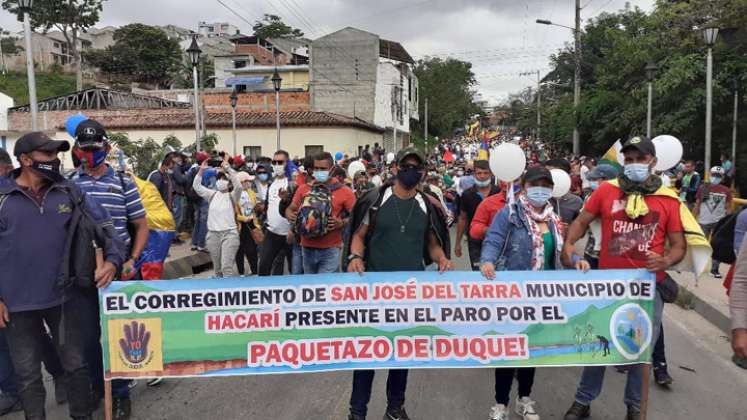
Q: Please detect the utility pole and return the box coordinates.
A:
[424,98,428,155]
[0,29,6,75]
[536,70,541,142]
[573,0,581,156]
[22,9,38,130]
[733,83,739,169]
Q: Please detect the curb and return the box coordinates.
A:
[163,251,213,279]
[672,278,732,335]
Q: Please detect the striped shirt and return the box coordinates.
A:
[71,166,146,246]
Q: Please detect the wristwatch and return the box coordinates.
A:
[347,254,363,262]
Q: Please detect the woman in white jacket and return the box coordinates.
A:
[192,160,243,277]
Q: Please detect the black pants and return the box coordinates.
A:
[236,223,259,275]
[467,239,482,271]
[350,369,408,417]
[258,231,293,276]
[653,322,667,367]
[5,296,91,419]
[494,367,535,405]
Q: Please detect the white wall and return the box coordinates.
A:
[374,62,410,133]
[0,93,15,131]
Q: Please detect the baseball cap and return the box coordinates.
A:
[396,147,425,166]
[524,166,554,185]
[13,132,70,157]
[588,163,619,180]
[620,136,656,157]
[711,166,725,175]
[75,119,108,148]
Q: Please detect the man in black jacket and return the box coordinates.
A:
[0,132,122,420]
[345,147,452,420]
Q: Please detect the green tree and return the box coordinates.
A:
[252,14,304,39]
[84,24,181,88]
[2,0,105,90]
[162,134,182,151]
[411,57,481,141]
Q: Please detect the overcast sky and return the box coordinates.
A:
[0,0,655,105]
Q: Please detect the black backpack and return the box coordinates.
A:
[711,213,739,264]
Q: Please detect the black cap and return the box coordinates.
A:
[75,119,108,148]
[621,136,656,157]
[396,146,425,166]
[14,132,70,157]
[524,166,554,185]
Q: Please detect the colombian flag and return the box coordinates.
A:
[132,176,176,280]
[478,139,489,160]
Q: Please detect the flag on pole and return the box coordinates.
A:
[599,139,624,171]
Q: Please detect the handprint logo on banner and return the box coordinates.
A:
[120,320,151,365]
[107,318,164,375]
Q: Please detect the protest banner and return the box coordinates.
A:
[99,269,655,379]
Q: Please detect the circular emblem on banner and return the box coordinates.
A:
[609,304,652,360]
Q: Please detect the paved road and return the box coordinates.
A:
[20,239,747,420]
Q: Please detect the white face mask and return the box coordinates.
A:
[273,164,285,177]
[216,179,230,192]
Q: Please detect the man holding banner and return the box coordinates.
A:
[561,136,687,420]
[346,146,452,420]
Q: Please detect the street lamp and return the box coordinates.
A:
[230,89,238,156]
[537,1,581,155]
[702,25,719,177]
[645,61,658,138]
[186,35,202,151]
[19,0,37,130]
[272,67,282,151]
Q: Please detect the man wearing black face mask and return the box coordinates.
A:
[343,147,452,420]
[0,132,123,420]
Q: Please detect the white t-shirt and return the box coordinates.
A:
[370,175,383,188]
[580,165,590,190]
[267,177,291,235]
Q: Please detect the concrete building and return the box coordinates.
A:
[198,22,240,38]
[310,27,419,153]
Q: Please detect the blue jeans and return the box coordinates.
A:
[191,200,208,248]
[574,291,664,411]
[173,195,185,232]
[302,247,341,274]
[292,242,304,275]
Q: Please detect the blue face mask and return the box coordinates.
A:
[526,186,553,207]
[589,181,600,191]
[257,173,269,182]
[313,171,329,183]
[711,176,722,185]
[474,178,491,188]
[624,163,651,183]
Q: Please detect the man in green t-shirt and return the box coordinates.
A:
[345,147,453,420]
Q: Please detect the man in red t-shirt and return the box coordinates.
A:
[286,151,355,274]
[560,136,686,420]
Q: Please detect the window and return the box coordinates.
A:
[305,145,323,157]
[234,60,247,68]
[53,42,60,49]
[243,146,262,161]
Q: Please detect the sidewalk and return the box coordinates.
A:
[162,241,212,279]
[669,264,732,334]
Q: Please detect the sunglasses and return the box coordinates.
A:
[399,164,424,171]
[272,160,286,165]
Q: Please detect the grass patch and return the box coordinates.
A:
[675,285,696,310]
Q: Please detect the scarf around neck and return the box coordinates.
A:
[518,195,564,271]
[617,174,663,219]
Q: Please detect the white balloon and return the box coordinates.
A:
[550,169,571,198]
[386,152,395,164]
[652,135,683,171]
[489,143,526,182]
[347,161,366,179]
